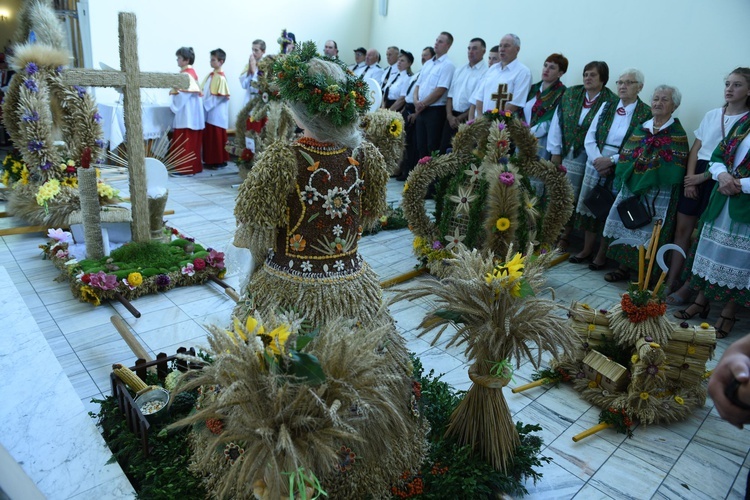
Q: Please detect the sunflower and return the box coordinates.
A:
[495,217,510,232]
[61,177,77,188]
[266,324,292,356]
[80,285,101,306]
[389,118,403,137]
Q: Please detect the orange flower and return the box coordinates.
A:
[307,161,320,172]
[347,157,359,166]
[289,234,306,251]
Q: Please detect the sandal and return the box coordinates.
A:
[604,268,630,283]
[715,315,737,339]
[666,292,688,306]
[673,300,710,320]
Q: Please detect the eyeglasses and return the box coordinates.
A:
[616,80,638,86]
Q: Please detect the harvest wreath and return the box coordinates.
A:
[41,226,226,306]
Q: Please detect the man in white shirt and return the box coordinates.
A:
[414,31,455,159]
[442,37,487,152]
[381,46,400,92]
[473,33,531,118]
[350,47,366,75]
[324,40,339,59]
[360,49,384,83]
[238,39,265,105]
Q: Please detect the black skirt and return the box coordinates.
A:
[676,159,716,217]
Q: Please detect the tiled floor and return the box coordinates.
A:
[2,161,750,499]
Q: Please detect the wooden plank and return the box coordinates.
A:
[0,225,48,236]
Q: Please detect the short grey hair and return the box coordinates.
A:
[287,58,362,149]
[653,84,682,109]
[504,33,521,48]
[620,68,644,86]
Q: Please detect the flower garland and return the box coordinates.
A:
[273,41,370,127]
[2,39,107,225]
[42,227,226,306]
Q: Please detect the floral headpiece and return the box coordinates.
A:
[272,41,371,127]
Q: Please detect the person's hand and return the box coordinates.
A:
[708,351,750,428]
[407,113,417,125]
[550,154,562,166]
[684,173,706,187]
[592,156,614,176]
[415,101,425,113]
[447,114,458,129]
[247,56,257,76]
[718,172,742,196]
[684,185,699,199]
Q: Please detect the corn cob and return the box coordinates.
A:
[112,363,148,393]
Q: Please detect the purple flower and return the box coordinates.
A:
[74,85,87,97]
[27,140,44,152]
[22,110,39,122]
[23,79,38,92]
[186,237,195,242]
[40,161,52,170]
[646,364,659,376]
[645,336,653,342]
[93,112,102,123]
[466,119,475,126]
[599,309,608,314]
[95,139,106,148]
[89,271,119,290]
[497,122,506,131]
[576,371,586,379]
[25,62,38,75]
[55,65,63,74]
[540,248,548,254]
[431,240,444,250]
[206,249,225,269]
[680,321,689,328]
[498,172,515,186]
[499,157,509,165]
[155,274,171,287]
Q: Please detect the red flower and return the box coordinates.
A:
[81,273,91,284]
[240,148,254,162]
[245,117,268,134]
[193,258,206,270]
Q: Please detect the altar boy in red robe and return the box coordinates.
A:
[169,46,204,174]
[200,48,230,169]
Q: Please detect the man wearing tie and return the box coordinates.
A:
[380,46,399,92]
[360,49,384,84]
[350,47,366,75]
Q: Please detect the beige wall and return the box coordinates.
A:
[87,0,374,122]
[0,0,23,54]
[368,0,750,140]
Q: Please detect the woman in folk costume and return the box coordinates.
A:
[668,68,750,306]
[572,69,652,268]
[169,46,204,175]
[233,42,390,327]
[200,48,230,168]
[547,61,616,250]
[522,53,568,159]
[601,85,689,283]
[679,68,750,339]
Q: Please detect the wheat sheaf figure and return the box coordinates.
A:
[393,245,576,471]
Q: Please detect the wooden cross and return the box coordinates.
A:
[491,83,513,112]
[61,12,188,243]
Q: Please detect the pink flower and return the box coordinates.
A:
[47,228,73,244]
[417,156,432,165]
[498,172,515,186]
[557,164,567,173]
[181,263,195,276]
[193,258,206,271]
[55,249,68,259]
[497,122,506,131]
[206,249,225,269]
[89,271,118,290]
[466,119,475,126]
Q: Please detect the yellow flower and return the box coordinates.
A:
[495,217,510,232]
[640,392,649,400]
[631,354,639,364]
[127,272,143,287]
[700,322,709,329]
[687,345,696,355]
[267,324,291,356]
[59,163,67,171]
[491,108,499,114]
[231,315,265,343]
[67,159,75,167]
[580,303,591,310]
[1,171,9,187]
[80,285,101,306]
[674,396,684,405]
[389,119,403,137]
[413,236,424,251]
[588,380,598,389]
[504,252,525,275]
[62,177,77,187]
[504,110,512,117]
[403,182,409,193]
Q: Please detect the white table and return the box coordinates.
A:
[98,102,174,151]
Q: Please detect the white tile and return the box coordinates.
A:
[588,448,666,498]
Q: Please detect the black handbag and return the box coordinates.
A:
[583,176,615,221]
[617,187,659,230]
